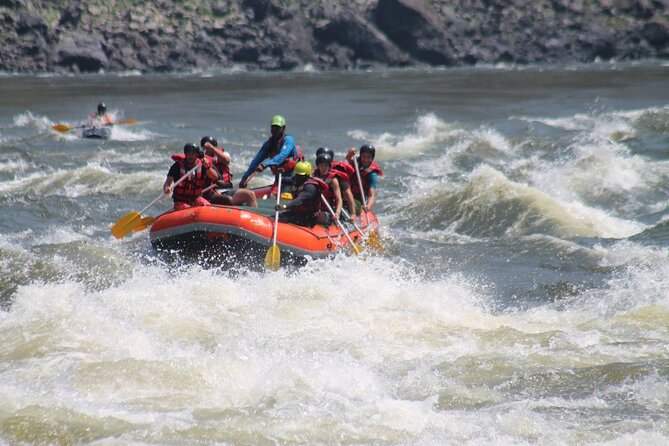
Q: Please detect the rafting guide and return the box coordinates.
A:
[238,115,303,196]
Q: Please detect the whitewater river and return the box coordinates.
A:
[1,62,669,444]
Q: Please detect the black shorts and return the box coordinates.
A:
[219,189,236,197]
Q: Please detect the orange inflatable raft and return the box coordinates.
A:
[149,186,380,264]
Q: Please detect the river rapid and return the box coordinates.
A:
[1,62,669,445]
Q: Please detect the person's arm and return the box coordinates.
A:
[240,142,269,186]
[346,147,356,165]
[205,165,218,182]
[263,135,296,169]
[163,163,180,193]
[331,178,342,220]
[163,176,174,194]
[344,186,357,218]
[206,143,230,166]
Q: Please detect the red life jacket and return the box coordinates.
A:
[350,160,383,201]
[170,154,208,204]
[267,135,304,174]
[332,160,355,182]
[207,151,233,187]
[313,168,347,208]
[292,177,328,215]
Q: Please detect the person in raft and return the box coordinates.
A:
[346,144,383,213]
[163,143,218,211]
[90,102,113,126]
[238,115,303,196]
[199,136,258,208]
[311,152,346,223]
[274,161,329,227]
[315,147,357,222]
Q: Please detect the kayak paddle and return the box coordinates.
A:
[52,118,137,132]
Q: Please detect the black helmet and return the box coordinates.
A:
[316,153,332,166]
[316,147,334,159]
[200,136,215,147]
[97,102,106,114]
[183,143,199,154]
[359,144,376,159]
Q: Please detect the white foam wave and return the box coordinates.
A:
[348,113,466,159]
[0,159,31,174]
[13,111,53,129]
[470,166,645,238]
[0,163,163,197]
[515,105,669,141]
[0,251,666,443]
[108,126,158,142]
[30,227,90,246]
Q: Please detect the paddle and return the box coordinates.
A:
[321,195,363,255]
[131,216,155,233]
[110,163,200,239]
[130,183,217,234]
[264,172,282,271]
[52,118,138,132]
[341,208,384,253]
[352,156,384,251]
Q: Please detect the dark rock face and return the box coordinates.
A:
[0,0,667,73]
[314,10,407,65]
[53,32,109,72]
[375,0,455,64]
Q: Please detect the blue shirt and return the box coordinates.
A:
[241,134,298,182]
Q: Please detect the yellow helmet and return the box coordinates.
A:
[293,161,312,176]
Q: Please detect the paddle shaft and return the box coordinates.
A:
[272,173,282,246]
[352,156,368,209]
[341,208,364,234]
[352,156,372,230]
[321,195,359,248]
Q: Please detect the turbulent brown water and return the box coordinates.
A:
[1,62,668,444]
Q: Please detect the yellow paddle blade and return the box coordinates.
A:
[366,231,385,253]
[350,243,364,255]
[110,211,141,239]
[132,216,155,233]
[264,243,281,271]
[116,118,137,125]
[52,124,71,132]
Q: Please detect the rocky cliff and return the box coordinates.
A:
[1,0,668,73]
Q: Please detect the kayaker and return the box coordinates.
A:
[200,136,258,208]
[238,115,303,197]
[312,152,346,223]
[90,102,113,126]
[316,147,357,222]
[346,144,383,212]
[275,161,329,227]
[163,143,218,211]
